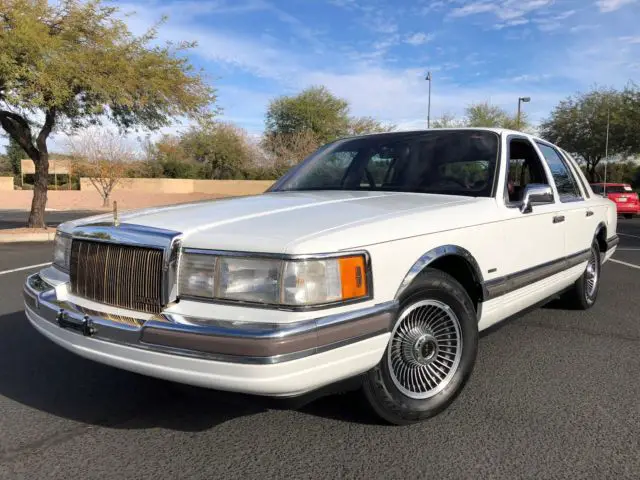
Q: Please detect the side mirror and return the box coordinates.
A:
[520,184,554,213]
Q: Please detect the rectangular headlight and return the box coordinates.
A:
[218,257,281,304]
[53,232,72,271]
[178,253,217,299]
[178,252,369,307]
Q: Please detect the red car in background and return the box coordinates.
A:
[590,182,640,219]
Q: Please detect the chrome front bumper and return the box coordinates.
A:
[24,273,397,366]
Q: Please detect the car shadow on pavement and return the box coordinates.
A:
[0,310,376,432]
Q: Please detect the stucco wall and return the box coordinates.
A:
[80,178,274,195]
[192,179,274,196]
[0,177,14,191]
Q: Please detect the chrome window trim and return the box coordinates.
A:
[503,134,557,208]
[534,140,584,204]
[558,148,590,199]
[178,248,374,311]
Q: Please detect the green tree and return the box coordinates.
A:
[180,121,256,179]
[265,86,350,145]
[5,137,26,175]
[538,86,638,181]
[148,134,200,179]
[465,101,529,130]
[346,116,396,136]
[431,112,465,128]
[0,0,216,227]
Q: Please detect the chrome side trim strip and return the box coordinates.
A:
[483,249,591,301]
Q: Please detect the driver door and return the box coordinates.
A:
[492,135,566,312]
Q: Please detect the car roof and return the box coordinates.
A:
[340,127,544,142]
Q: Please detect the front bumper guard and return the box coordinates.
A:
[24,273,398,365]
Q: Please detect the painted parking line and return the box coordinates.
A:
[616,248,640,251]
[0,263,51,276]
[610,258,640,270]
[618,232,640,240]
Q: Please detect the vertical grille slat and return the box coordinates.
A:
[70,240,164,314]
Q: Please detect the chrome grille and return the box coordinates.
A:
[69,239,164,314]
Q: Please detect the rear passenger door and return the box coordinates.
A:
[534,141,593,258]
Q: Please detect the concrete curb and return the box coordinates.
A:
[0,232,56,243]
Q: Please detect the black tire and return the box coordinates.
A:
[361,268,478,425]
[623,214,633,219]
[562,240,601,310]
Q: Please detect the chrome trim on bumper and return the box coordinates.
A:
[24,273,398,365]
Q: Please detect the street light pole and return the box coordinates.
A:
[517,96,530,130]
[604,108,610,195]
[426,71,432,128]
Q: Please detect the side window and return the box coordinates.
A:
[535,142,582,202]
[558,148,590,198]
[505,138,550,204]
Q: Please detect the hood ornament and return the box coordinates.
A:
[113,201,120,227]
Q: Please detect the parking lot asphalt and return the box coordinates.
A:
[0,214,639,479]
[0,210,100,230]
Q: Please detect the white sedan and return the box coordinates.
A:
[23,128,619,425]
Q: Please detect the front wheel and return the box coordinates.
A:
[361,269,478,425]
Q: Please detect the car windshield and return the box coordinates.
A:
[271,130,500,197]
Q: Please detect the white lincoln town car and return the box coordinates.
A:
[24,128,619,425]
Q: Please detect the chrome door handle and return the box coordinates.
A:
[586,210,594,217]
[553,215,565,223]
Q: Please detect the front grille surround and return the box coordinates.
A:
[69,239,165,314]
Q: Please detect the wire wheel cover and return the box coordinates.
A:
[388,299,463,399]
[586,249,599,298]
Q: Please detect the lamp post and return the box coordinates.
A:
[517,96,530,130]
[603,108,610,196]
[425,71,432,128]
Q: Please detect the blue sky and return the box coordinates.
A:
[110,0,640,137]
[4,0,640,152]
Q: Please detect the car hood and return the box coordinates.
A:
[62,191,487,254]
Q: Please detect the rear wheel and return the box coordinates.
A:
[623,214,633,219]
[362,269,478,425]
[562,240,601,310]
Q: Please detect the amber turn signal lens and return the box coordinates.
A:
[338,256,367,300]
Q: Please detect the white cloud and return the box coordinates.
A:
[619,35,640,43]
[494,18,529,29]
[450,2,495,17]
[420,0,447,14]
[570,24,600,33]
[405,32,435,45]
[449,0,554,21]
[596,0,638,12]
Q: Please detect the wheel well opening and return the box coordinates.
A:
[426,255,481,312]
[596,226,607,253]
